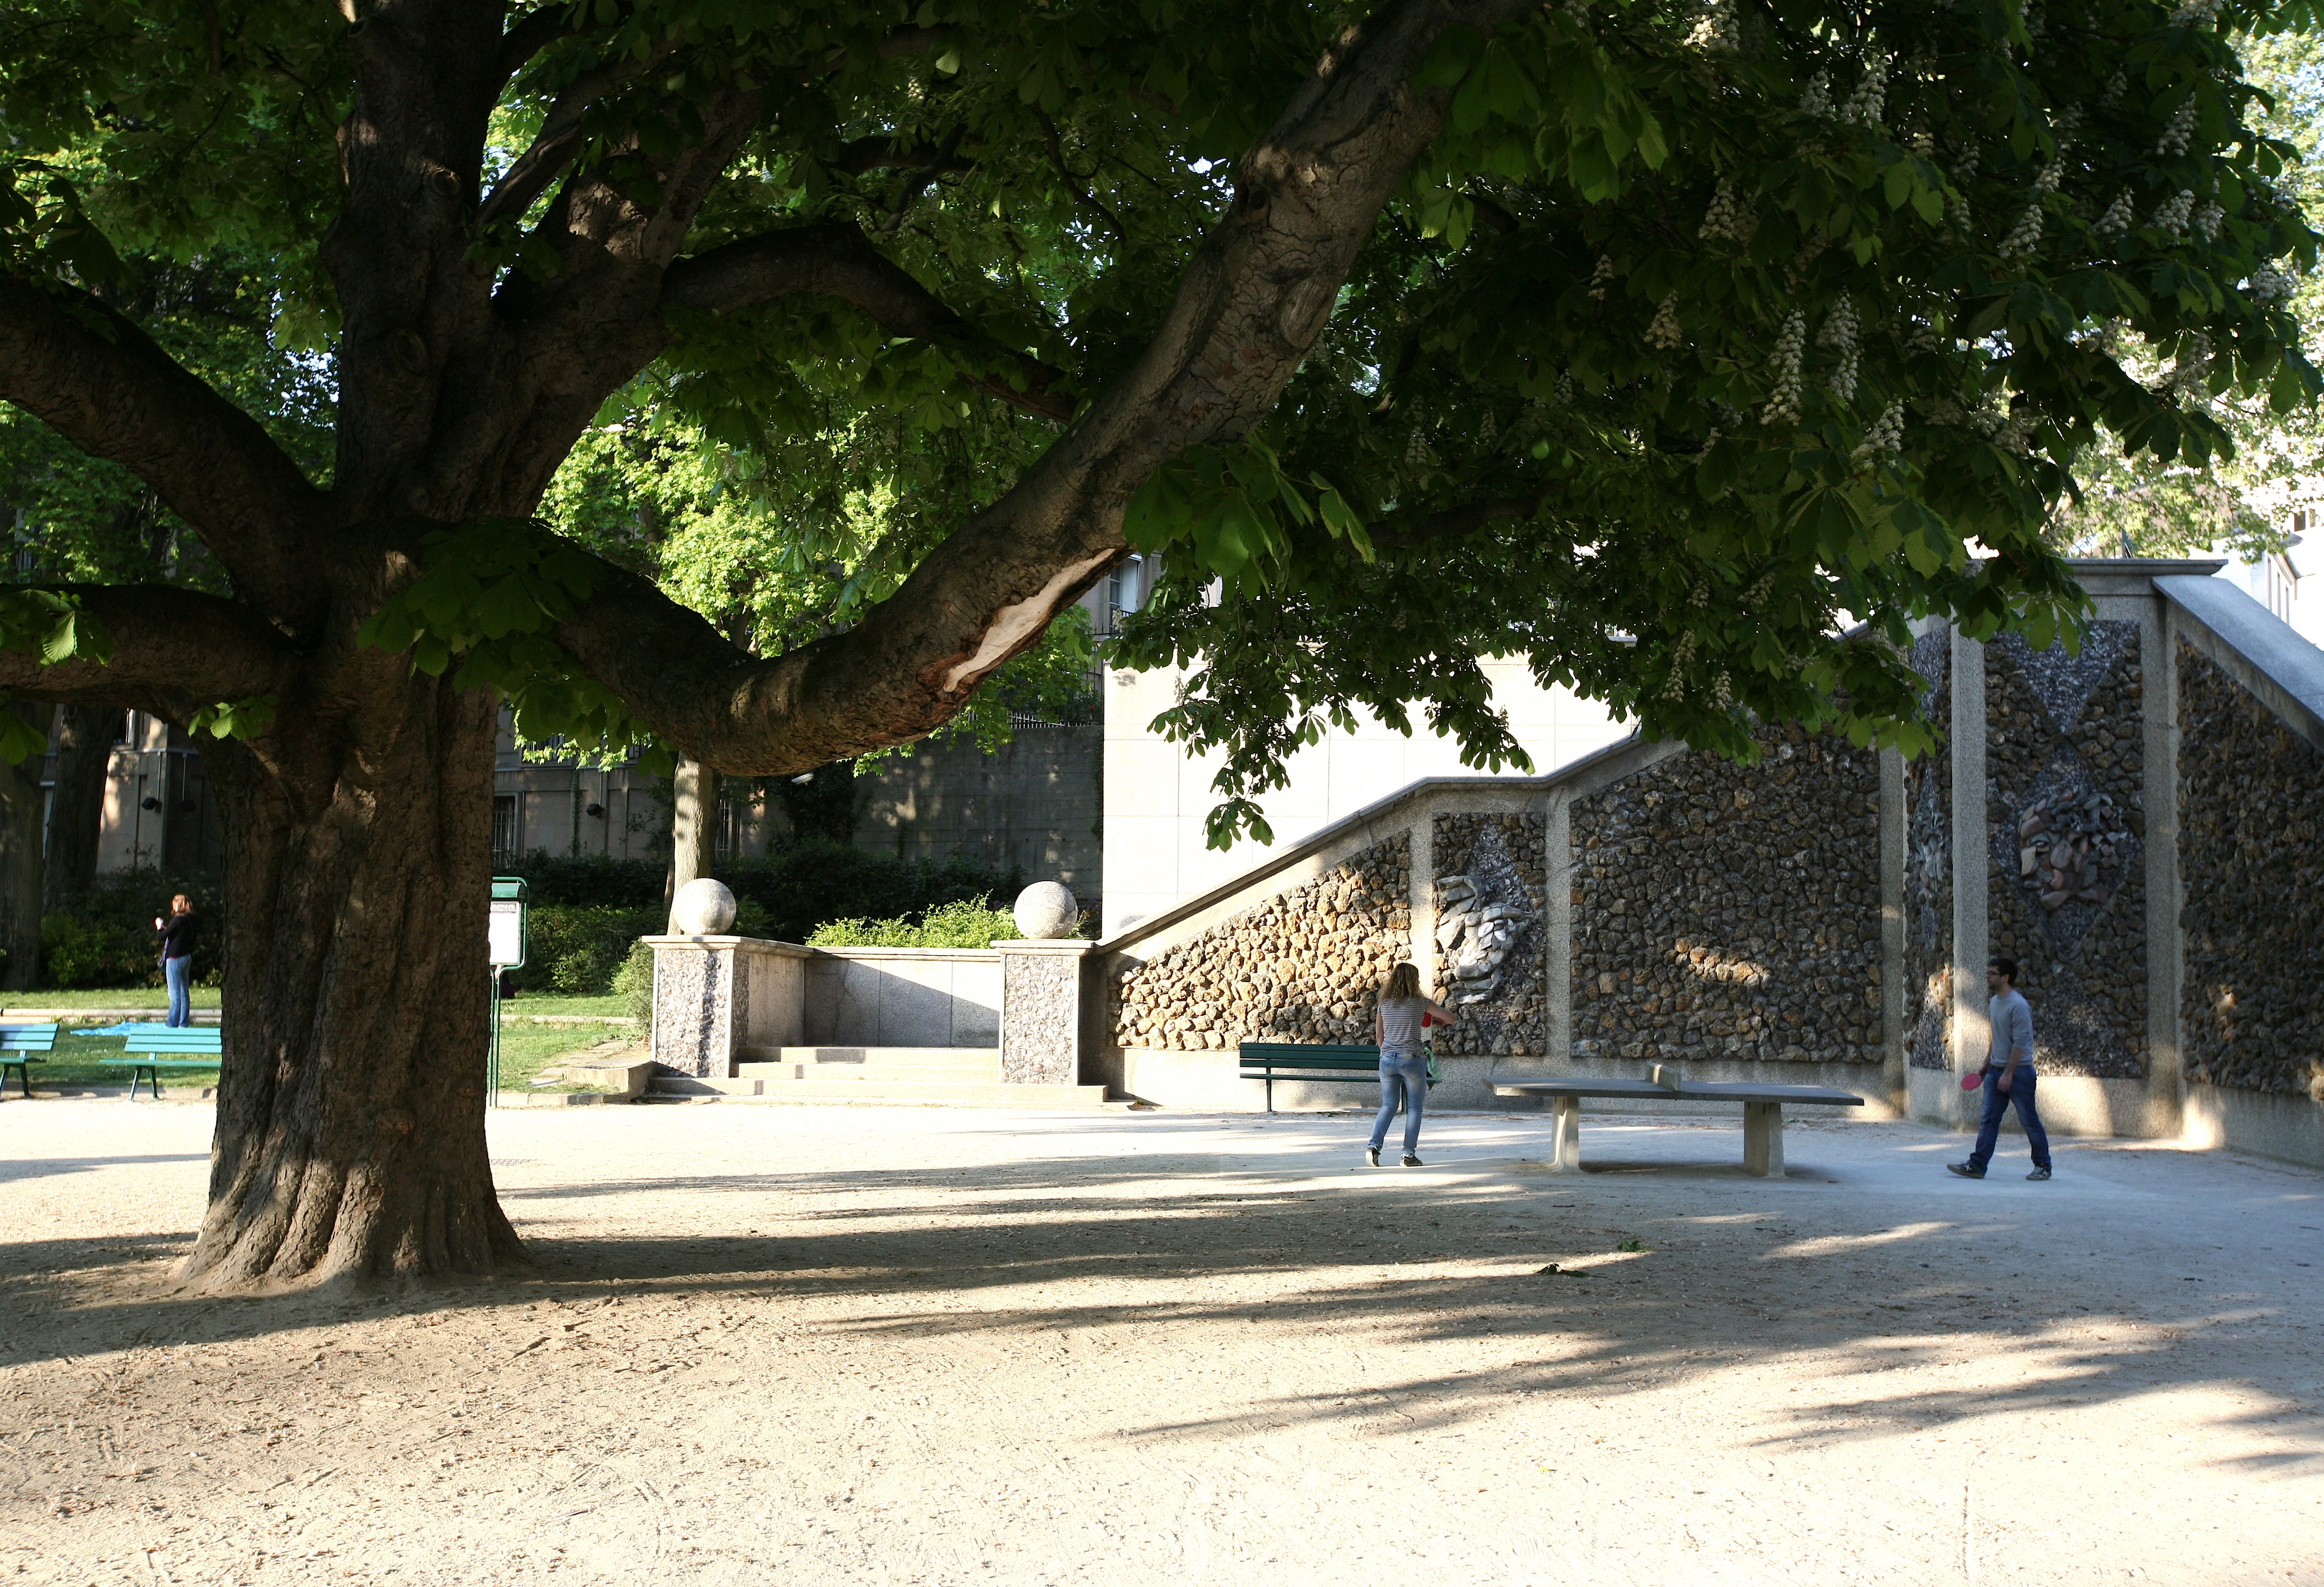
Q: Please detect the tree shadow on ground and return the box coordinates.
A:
[3,1143,2318,1477]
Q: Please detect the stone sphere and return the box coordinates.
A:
[671,877,737,935]
[1012,881,1079,940]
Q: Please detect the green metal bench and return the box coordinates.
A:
[1,1023,59,1099]
[1238,1041,1390,1113]
[99,1025,224,1100]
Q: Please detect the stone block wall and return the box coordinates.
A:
[1570,725,1883,1067]
[1982,625,2148,1077]
[2178,646,2324,1103]
[1430,814,1548,1056]
[1107,835,1411,1050]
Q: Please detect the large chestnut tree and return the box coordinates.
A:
[0,0,2311,1292]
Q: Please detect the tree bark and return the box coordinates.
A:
[176,678,524,1293]
[0,705,46,990]
[44,704,114,908]
[666,755,720,929]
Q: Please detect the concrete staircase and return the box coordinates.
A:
[645,1047,1113,1107]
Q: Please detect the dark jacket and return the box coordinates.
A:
[158,911,198,961]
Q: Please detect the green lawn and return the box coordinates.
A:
[3,994,636,1093]
[0,986,222,1010]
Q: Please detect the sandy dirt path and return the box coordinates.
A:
[2,1101,2320,1586]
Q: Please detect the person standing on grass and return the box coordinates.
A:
[154,894,197,1028]
[1368,961,1458,1169]
[1949,955,2054,1182]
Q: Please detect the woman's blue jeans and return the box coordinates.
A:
[164,956,192,1027]
[1369,1052,1429,1155]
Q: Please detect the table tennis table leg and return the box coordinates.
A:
[1549,1095,1582,1172]
[1743,1101,1785,1177]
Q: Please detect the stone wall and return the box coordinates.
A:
[1982,625,2147,1078]
[1429,814,1548,1056]
[2178,646,2324,1102]
[1905,629,1953,1071]
[1570,726,1883,1067]
[1107,835,1412,1049]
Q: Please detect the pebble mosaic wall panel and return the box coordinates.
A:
[1108,835,1412,1050]
[1429,814,1548,1056]
[1983,624,2146,1078]
[1572,726,1883,1066]
[2178,646,2324,1101]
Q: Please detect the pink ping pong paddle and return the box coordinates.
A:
[1959,1070,1984,1091]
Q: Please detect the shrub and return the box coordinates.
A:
[807,895,1019,949]
[500,852,665,907]
[508,904,662,996]
[613,940,656,1023]
[498,839,1022,947]
[40,868,225,989]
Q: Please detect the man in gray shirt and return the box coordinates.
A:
[1949,956,2054,1180]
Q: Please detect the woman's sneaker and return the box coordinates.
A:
[1402,1154,1423,1167]
[1365,1147,1380,1167]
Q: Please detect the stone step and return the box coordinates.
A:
[737,1046,999,1070]
[648,1076,1111,1107]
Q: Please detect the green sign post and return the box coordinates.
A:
[487,877,529,1106]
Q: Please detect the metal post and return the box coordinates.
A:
[488,968,502,1106]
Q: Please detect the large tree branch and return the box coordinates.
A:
[0,586,301,714]
[558,0,1535,773]
[0,274,333,633]
[661,223,1076,421]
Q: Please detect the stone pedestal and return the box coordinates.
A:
[994,940,1095,1085]
[643,935,812,1078]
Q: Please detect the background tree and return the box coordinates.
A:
[0,0,2312,1293]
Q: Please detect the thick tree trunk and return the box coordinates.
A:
[0,705,45,990]
[44,704,115,908]
[176,676,525,1293]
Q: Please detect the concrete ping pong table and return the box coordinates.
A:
[1488,1074,1866,1177]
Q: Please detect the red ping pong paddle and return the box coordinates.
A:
[1959,1069,1984,1091]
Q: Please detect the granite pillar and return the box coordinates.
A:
[995,940,1096,1084]
[643,935,812,1078]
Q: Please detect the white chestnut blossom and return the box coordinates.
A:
[2249,261,2296,305]
[1851,401,1906,464]
[1662,630,1698,699]
[2194,199,2223,241]
[1698,178,1757,243]
[1586,255,1616,300]
[2170,0,2225,23]
[1645,294,1682,350]
[2156,98,2199,158]
[2150,188,2195,237]
[1838,52,1888,127]
[1762,311,1807,426]
[1798,71,1831,117]
[1818,292,1861,403]
[2094,190,2135,237]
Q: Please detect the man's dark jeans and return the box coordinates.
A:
[1968,1067,2051,1172]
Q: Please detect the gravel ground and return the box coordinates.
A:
[2,1101,2320,1586]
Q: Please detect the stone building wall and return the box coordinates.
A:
[1429,813,1547,1056]
[1570,726,1883,1067]
[2177,647,2324,1101]
[1107,835,1412,1050]
[1905,629,1953,1071]
[1982,625,2147,1078]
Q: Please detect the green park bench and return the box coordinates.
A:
[1240,1041,1415,1113]
[2,1023,59,1099]
[100,1025,225,1101]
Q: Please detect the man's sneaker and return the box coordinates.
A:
[1946,1162,1985,1179]
[1401,1154,1423,1167]
[2026,1166,2052,1181]
[1366,1147,1380,1168]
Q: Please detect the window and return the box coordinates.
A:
[491,796,519,867]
